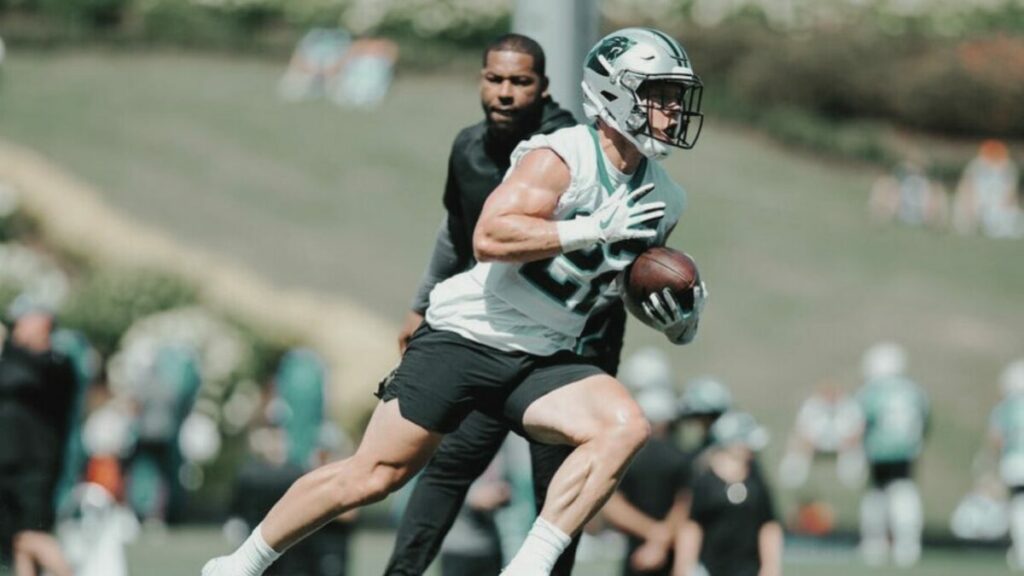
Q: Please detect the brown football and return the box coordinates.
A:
[623,247,700,327]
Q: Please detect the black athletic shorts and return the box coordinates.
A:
[869,460,912,488]
[377,324,604,434]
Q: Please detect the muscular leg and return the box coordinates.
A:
[261,399,442,550]
[529,442,581,576]
[204,399,443,576]
[384,411,510,576]
[504,375,649,574]
[524,375,649,533]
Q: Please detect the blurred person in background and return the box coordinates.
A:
[277,28,352,102]
[675,412,782,576]
[600,348,692,576]
[329,37,399,108]
[855,342,930,567]
[0,298,76,576]
[953,139,1022,238]
[868,159,948,229]
[778,381,865,491]
[124,344,202,525]
[677,376,732,450]
[384,33,620,576]
[226,352,354,576]
[987,359,1024,570]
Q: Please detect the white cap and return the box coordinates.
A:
[620,347,677,424]
[862,341,907,381]
[1001,359,1024,397]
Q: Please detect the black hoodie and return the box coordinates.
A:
[443,97,577,265]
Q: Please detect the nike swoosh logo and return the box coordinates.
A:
[641,55,655,60]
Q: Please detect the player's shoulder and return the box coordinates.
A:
[511,125,592,174]
[522,124,590,150]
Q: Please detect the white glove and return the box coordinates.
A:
[641,282,707,344]
[557,182,665,252]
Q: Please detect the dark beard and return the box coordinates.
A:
[483,99,545,164]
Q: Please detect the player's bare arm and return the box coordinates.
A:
[474,146,666,263]
[473,147,570,263]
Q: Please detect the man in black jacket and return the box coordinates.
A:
[0,300,75,576]
[385,33,626,575]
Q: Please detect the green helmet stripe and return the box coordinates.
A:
[647,28,686,64]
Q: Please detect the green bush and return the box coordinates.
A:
[886,35,1024,136]
[39,0,129,28]
[59,267,198,355]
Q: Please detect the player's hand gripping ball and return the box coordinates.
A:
[623,247,707,342]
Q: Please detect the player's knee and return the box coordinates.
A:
[361,464,408,504]
[601,401,650,456]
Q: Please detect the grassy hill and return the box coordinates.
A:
[0,50,1021,529]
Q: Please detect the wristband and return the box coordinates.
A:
[557,217,603,253]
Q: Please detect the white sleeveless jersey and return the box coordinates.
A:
[427,124,686,355]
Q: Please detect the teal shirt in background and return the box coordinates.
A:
[857,376,930,463]
[991,394,1024,485]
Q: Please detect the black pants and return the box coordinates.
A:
[440,552,503,576]
[383,411,580,575]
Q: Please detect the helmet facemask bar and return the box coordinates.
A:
[620,71,704,150]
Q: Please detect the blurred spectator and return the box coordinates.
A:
[603,348,692,576]
[778,381,865,491]
[675,412,782,576]
[677,376,733,451]
[56,482,139,576]
[950,475,1009,543]
[273,349,326,469]
[278,28,352,102]
[953,140,1022,238]
[124,344,202,524]
[855,342,930,568]
[438,448,510,576]
[329,38,399,108]
[225,352,354,576]
[868,160,948,228]
[0,298,76,575]
[50,329,102,512]
[988,359,1024,570]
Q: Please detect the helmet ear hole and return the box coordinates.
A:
[600,90,619,102]
[625,109,646,131]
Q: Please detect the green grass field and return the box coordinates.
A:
[1,49,1022,539]
[117,527,1010,576]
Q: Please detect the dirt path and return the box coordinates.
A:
[0,138,397,431]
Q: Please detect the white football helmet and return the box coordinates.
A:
[582,27,704,159]
[1001,359,1024,397]
[862,341,907,381]
[620,347,677,424]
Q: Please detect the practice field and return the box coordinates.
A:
[122,527,1010,576]
[1,50,1022,532]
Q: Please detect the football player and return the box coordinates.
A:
[202,27,706,576]
[988,359,1024,569]
[855,342,930,567]
[385,33,615,576]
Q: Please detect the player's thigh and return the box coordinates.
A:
[377,324,526,434]
[511,365,645,446]
[353,399,443,485]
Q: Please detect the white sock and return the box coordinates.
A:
[502,517,571,575]
[203,524,282,576]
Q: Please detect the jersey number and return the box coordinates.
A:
[519,239,646,315]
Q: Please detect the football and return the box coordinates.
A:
[623,247,700,327]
